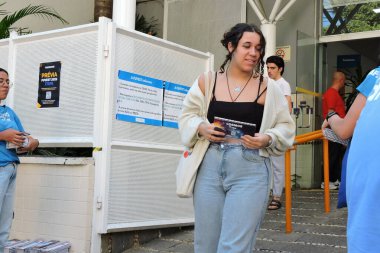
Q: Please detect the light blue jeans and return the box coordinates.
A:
[0,163,17,253]
[194,143,271,253]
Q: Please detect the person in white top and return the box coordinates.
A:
[266,55,292,210]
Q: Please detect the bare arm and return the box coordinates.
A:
[322,93,366,139]
[198,73,205,96]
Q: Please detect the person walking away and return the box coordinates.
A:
[322,71,346,190]
[0,68,39,253]
[266,55,292,210]
[179,23,295,253]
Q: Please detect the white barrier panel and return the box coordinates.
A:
[105,25,213,231]
[4,24,101,147]
[2,18,213,248]
[0,40,9,70]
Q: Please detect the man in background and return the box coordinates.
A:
[266,56,292,210]
[322,71,346,190]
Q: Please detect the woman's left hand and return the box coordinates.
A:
[241,133,271,149]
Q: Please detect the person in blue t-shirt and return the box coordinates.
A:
[345,66,380,253]
[0,68,39,253]
[323,62,380,252]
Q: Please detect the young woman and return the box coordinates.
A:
[179,23,295,252]
[0,68,39,252]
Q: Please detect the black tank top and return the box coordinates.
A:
[207,73,266,133]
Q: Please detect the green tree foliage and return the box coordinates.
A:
[0,2,68,39]
[343,2,380,33]
[323,2,380,35]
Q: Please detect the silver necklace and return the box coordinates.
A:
[226,69,252,102]
[233,86,242,92]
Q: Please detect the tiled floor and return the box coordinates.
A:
[125,190,347,253]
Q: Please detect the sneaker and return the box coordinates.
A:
[321,182,338,190]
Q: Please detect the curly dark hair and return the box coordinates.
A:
[220,23,266,86]
[220,23,266,82]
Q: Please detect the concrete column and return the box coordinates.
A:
[261,23,276,60]
[113,0,136,29]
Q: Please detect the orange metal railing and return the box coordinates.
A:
[284,130,330,233]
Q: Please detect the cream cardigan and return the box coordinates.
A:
[179,72,295,157]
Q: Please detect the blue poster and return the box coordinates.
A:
[116,70,164,126]
[163,82,190,128]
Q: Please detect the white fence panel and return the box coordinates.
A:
[10,25,100,146]
[2,19,213,240]
[106,26,212,230]
[0,41,9,70]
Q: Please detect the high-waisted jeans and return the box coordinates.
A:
[194,143,271,253]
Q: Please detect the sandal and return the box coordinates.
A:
[267,199,282,210]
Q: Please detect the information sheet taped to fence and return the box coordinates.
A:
[116,70,163,126]
[163,82,189,128]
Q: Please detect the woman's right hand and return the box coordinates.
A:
[1,129,25,146]
[198,122,226,142]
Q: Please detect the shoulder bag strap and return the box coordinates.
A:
[203,71,216,119]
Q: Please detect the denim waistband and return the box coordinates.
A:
[210,142,247,150]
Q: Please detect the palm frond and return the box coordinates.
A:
[0,4,68,39]
[14,27,32,36]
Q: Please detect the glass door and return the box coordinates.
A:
[293,30,322,189]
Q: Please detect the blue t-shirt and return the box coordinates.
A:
[357,67,380,97]
[347,66,380,253]
[0,105,25,166]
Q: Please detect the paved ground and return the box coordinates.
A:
[125,190,347,253]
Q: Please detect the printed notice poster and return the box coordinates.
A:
[116,70,164,126]
[37,61,61,108]
[163,82,189,128]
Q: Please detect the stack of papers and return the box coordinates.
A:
[323,128,350,146]
[4,240,70,253]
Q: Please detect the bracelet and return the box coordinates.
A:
[326,111,337,122]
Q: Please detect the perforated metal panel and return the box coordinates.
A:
[111,29,209,145]
[12,31,98,142]
[108,149,193,225]
[107,29,211,229]
[0,43,9,69]
[6,23,211,232]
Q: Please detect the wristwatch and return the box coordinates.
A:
[326,111,337,121]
